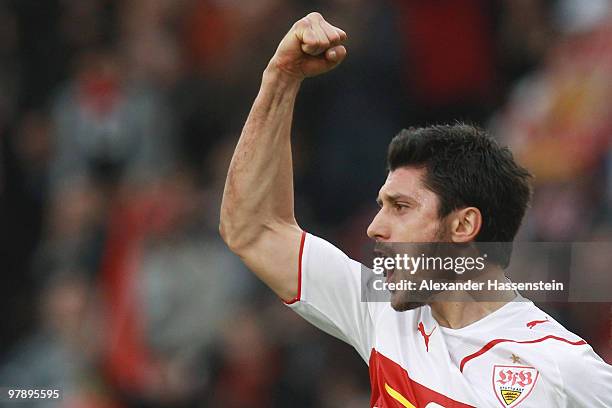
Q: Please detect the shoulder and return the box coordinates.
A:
[509,302,610,379]
[458,300,589,369]
[501,301,588,353]
[486,301,612,405]
[519,302,585,344]
[303,233,359,270]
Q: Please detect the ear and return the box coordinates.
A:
[449,207,482,243]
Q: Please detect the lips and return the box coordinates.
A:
[374,243,394,258]
[374,243,395,283]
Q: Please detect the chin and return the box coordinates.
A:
[390,293,424,312]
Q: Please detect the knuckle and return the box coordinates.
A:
[307,11,322,19]
[317,39,329,49]
[305,28,317,41]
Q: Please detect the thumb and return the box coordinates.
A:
[325,45,347,65]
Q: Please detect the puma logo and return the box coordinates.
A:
[526,318,549,329]
[417,322,437,352]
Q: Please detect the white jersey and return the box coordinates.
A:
[285,233,612,408]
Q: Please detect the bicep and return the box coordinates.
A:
[237,222,304,302]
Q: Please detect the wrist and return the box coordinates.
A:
[263,62,304,88]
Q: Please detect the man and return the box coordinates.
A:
[219,12,612,407]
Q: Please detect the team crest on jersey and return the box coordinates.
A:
[492,365,539,407]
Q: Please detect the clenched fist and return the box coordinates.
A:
[268,12,348,80]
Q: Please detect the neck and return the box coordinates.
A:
[428,265,517,329]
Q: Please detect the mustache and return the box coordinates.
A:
[373,242,395,258]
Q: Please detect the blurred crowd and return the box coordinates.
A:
[0,0,611,407]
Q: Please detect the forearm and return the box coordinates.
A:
[220,67,302,251]
[219,12,346,300]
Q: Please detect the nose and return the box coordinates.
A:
[367,209,391,241]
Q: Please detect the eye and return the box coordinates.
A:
[394,203,409,212]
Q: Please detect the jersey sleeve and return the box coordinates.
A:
[284,232,378,362]
[558,344,612,407]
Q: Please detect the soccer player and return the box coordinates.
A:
[219,12,612,407]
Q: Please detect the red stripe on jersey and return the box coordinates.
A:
[369,349,475,407]
[283,230,306,305]
[460,335,587,372]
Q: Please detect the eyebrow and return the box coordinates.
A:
[376,192,419,207]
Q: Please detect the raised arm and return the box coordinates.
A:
[219,13,347,301]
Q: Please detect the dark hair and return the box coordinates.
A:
[387,123,533,268]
